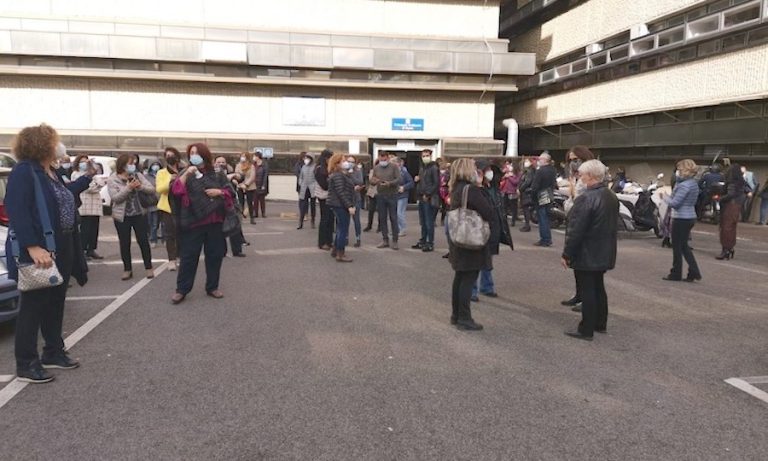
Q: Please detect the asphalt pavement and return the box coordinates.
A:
[0,202,766,460]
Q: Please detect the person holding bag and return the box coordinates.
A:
[108,153,156,281]
[446,158,494,331]
[170,143,233,304]
[5,124,88,383]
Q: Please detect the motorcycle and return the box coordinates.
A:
[698,181,725,224]
[530,189,567,229]
[615,174,663,237]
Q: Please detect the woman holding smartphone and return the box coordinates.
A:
[71,154,105,260]
[107,154,155,280]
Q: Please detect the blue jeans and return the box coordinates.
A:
[760,197,768,224]
[331,206,351,251]
[418,200,438,244]
[397,197,408,234]
[472,269,495,296]
[537,205,552,245]
[148,210,159,243]
[352,200,362,240]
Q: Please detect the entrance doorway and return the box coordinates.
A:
[371,139,439,204]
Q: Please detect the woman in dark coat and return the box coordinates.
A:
[717,164,746,260]
[5,124,89,383]
[447,158,494,331]
[473,164,513,300]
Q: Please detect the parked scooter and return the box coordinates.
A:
[698,181,726,224]
[615,174,664,237]
[530,189,568,229]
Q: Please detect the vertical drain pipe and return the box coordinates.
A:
[502,118,518,157]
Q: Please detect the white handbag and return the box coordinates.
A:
[446,185,490,250]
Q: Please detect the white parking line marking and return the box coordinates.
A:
[725,377,768,404]
[67,295,120,301]
[0,262,169,411]
[0,375,14,383]
[88,259,168,266]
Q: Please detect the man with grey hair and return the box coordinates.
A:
[561,159,618,341]
[530,151,557,247]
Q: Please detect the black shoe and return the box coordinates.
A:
[571,304,582,313]
[456,320,484,331]
[412,242,424,249]
[376,241,389,249]
[450,317,457,325]
[519,226,531,232]
[481,292,498,298]
[561,296,580,306]
[297,224,303,230]
[353,240,361,248]
[595,327,607,334]
[442,252,450,259]
[661,238,672,248]
[470,295,479,302]
[17,360,55,383]
[233,253,246,258]
[363,227,372,232]
[422,245,434,253]
[684,273,701,282]
[565,330,593,341]
[41,353,80,370]
[86,251,104,260]
[533,241,552,247]
[662,274,682,281]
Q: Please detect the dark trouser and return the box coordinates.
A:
[352,200,361,239]
[298,189,317,223]
[377,194,399,242]
[253,192,266,217]
[452,270,478,322]
[440,199,447,225]
[522,203,532,225]
[418,200,438,244]
[741,196,754,222]
[80,215,100,251]
[670,218,700,278]
[760,197,768,224]
[159,211,178,261]
[245,190,256,219]
[176,223,226,295]
[229,230,245,256]
[575,270,608,337]
[15,232,74,368]
[504,195,519,224]
[318,199,334,247]
[719,201,740,250]
[537,205,552,244]
[114,215,153,271]
[331,206,351,251]
[366,196,378,229]
[148,211,159,243]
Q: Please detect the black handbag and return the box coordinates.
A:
[138,191,159,208]
[222,208,242,237]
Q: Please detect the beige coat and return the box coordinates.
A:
[107,172,155,222]
[72,171,105,217]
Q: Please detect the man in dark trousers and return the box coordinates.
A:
[561,160,618,341]
[530,152,557,247]
[369,151,402,250]
[412,149,440,252]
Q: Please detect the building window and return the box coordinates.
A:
[722,33,747,50]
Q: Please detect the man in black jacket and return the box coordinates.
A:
[530,152,557,247]
[413,149,440,252]
[561,160,618,341]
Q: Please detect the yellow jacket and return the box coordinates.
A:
[155,168,175,213]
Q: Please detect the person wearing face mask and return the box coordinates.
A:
[501,162,522,226]
[215,156,246,258]
[235,152,257,225]
[170,143,233,304]
[517,158,536,232]
[252,152,269,218]
[71,154,105,260]
[156,147,181,271]
[561,146,595,310]
[146,161,163,249]
[327,153,357,262]
[412,149,440,252]
[438,158,450,226]
[107,153,156,280]
[660,160,702,281]
[347,156,365,247]
[369,151,402,250]
[530,152,557,247]
[55,143,72,184]
[297,153,317,229]
[472,164,513,301]
[393,156,414,239]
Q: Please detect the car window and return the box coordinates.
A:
[0,155,16,168]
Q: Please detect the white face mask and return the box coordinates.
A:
[303,158,311,165]
[61,162,71,170]
[484,171,494,181]
[524,161,531,169]
[240,157,247,163]
[341,161,351,171]
[422,157,431,164]
[379,160,389,167]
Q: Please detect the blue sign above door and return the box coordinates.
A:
[391,118,425,131]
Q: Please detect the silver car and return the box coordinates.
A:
[0,168,20,322]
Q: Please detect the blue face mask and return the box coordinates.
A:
[190,154,203,166]
[151,164,160,172]
[79,162,88,172]
[126,164,137,174]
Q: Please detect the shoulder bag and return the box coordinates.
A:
[10,169,64,292]
[446,185,490,250]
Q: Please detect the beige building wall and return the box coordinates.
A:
[509,44,768,127]
[0,76,495,139]
[0,0,501,39]
[511,0,707,63]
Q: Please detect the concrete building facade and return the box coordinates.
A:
[497,0,768,170]
[0,0,535,167]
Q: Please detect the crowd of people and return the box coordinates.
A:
[3,123,764,383]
